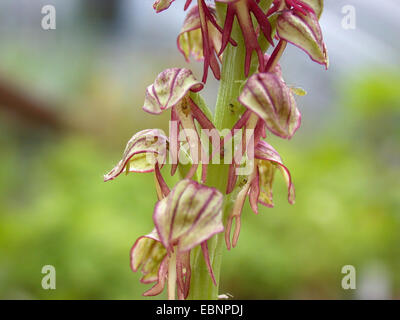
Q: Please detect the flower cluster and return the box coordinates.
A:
[105,0,328,299]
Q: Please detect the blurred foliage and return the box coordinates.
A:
[0,66,399,299]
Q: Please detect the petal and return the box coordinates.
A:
[238,72,301,139]
[153,179,224,252]
[104,129,168,181]
[143,68,204,115]
[277,10,328,68]
[255,140,295,205]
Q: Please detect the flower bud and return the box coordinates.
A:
[277,9,328,68]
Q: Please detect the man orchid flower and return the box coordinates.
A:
[143,68,219,182]
[131,179,224,299]
[225,140,295,249]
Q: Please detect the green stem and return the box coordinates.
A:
[187,0,274,300]
[187,2,246,300]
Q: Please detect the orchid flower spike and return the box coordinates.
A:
[143,68,218,182]
[225,140,294,249]
[216,0,274,76]
[131,179,224,299]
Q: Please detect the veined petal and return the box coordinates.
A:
[153,179,224,253]
[255,140,295,205]
[277,9,328,68]
[104,129,168,181]
[238,72,301,139]
[143,68,204,115]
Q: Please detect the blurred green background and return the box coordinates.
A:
[0,1,399,299]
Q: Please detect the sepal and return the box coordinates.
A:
[154,179,224,252]
[277,9,328,68]
[238,72,301,139]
